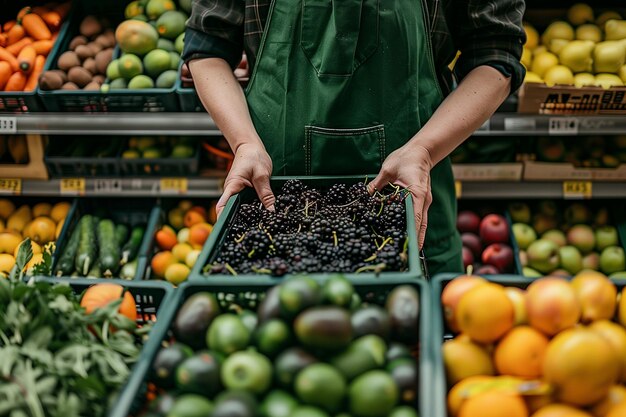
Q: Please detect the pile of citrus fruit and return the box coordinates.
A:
[442,270,626,417]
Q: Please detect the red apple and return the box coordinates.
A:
[461,233,482,258]
[479,214,510,245]
[457,210,481,234]
[475,264,500,275]
[462,246,474,269]
[482,243,514,272]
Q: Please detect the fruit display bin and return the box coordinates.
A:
[44,136,124,177]
[106,276,432,417]
[190,176,424,282]
[119,139,201,177]
[37,0,125,112]
[47,198,161,281]
[430,273,626,417]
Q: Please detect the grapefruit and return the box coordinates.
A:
[115,20,159,55]
[456,283,514,344]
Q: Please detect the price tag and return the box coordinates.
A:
[563,181,592,199]
[455,180,462,199]
[549,117,579,135]
[94,179,122,194]
[0,117,17,133]
[0,179,21,195]
[160,178,188,194]
[60,178,85,195]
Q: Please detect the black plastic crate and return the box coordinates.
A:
[44,136,123,177]
[118,137,201,177]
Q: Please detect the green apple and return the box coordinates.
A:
[533,214,558,235]
[595,226,619,251]
[508,203,531,224]
[512,223,537,250]
[221,350,272,394]
[542,229,567,247]
[527,239,560,274]
[567,224,596,254]
[600,246,626,275]
[523,266,543,277]
[582,252,600,270]
[558,245,583,275]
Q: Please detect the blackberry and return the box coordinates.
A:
[291,256,322,273]
[281,179,307,196]
[325,183,349,205]
[348,182,370,201]
[236,203,262,227]
[226,223,248,240]
[275,194,300,214]
[378,203,407,232]
[317,242,346,264]
[215,241,246,265]
[376,245,406,271]
[242,229,272,259]
[300,189,323,209]
[261,211,299,235]
[344,238,375,262]
[260,257,289,277]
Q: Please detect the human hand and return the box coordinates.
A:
[367,143,433,249]
[216,142,275,217]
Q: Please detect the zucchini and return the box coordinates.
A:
[75,214,97,276]
[120,259,138,280]
[98,219,121,277]
[121,226,144,265]
[115,224,129,246]
[86,260,101,278]
[55,220,81,277]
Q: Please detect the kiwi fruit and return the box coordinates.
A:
[95,48,113,75]
[83,81,101,90]
[61,82,79,90]
[69,35,88,50]
[75,45,94,61]
[93,74,106,84]
[83,58,97,75]
[79,15,102,38]
[68,66,92,88]
[49,69,68,83]
[94,33,115,49]
[58,51,81,71]
[38,71,64,91]
[88,42,103,55]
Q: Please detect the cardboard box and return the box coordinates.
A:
[524,161,626,181]
[452,163,523,181]
[0,135,48,180]
[518,82,626,115]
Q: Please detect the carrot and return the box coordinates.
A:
[0,47,19,71]
[6,37,32,56]
[41,11,61,30]
[22,13,51,41]
[4,71,27,91]
[24,55,44,90]
[0,34,7,48]
[31,39,53,56]
[32,6,50,17]
[3,21,16,32]
[17,45,36,73]
[6,24,24,45]
[0,61,12,90]
[17,7,32,21]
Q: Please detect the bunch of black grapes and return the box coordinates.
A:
[208,180,409,276]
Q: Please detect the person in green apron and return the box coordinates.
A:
[184,0,526,275]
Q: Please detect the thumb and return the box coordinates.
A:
[252,173,276,211]
[216,182,243,218]
[367,170,389,195]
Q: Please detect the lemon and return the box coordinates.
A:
[594,41,626,73]
[595,73,624,89]
[542,21,575,46]
[524,23,540,49]
[524,72,543,84]
[574,73,597,87]
[521,47,532,69]
[619,65,626,83]
[544,65,575,87]
[531,52,559,77]
[559,40,594,73]
[597,12,623,28]
[567,3,594,26]
[576,24,602,42]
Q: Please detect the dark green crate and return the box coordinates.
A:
[189,176,424,283]
[45,198,161,280]
[430,273,626,417]
[44,136,124,177]
[108,276,432,417]
[118,139,201,177]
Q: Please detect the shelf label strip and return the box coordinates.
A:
[0,179,21,195]
[160,178,188,194]
[563,181,592,199]
[60,178,85,195]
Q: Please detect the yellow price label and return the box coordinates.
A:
[455,180,462,199]
[160,178,188,194]
[60,178,85,195]
[563,181,592,199]
[0,179,21,194]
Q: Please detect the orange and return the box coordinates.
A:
[208,200,217,224]
[494,326,549,379]
[619,287,626,328]
[164,263,190,285]
[571,271,617,323]
[0,198,15,219]
[155,227,177,250]
[459,390,528,417]
[526,277,581,336]
[0,232,23,255]
[543,327,619,407]
[32,203,52,218]
[456,283,514,344]
[531,404,592,417]
[28,216,57,245]
[151,251,175,278]
[55,219,64,239]
[526,393,554,415]
[172,242,193,262]
[606,403,626,417]
[178,199,193,212]
[0,254,15,274]
[447,375,495,416]
[184,209,206,228]
[441,275,488,333]
[590,385,626,417]
[188,222,212,249]
[80,284,137,322]
[443,337,495,387]
[505,287,528,326]
[50,201,71,223]
[588,320,626,383]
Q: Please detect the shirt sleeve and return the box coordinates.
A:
[182,0,244,69]
[449,0,527,94]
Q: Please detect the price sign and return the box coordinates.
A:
[563,181,592,199]
[160,178,188,194]
[0,117,17,133]
[549,117,579,135]
[0,179,21,195]
[94,179,122,194]
[60,178,85,195]
[455,180,462,199]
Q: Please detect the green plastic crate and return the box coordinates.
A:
[107,276,432,417]
[189,176,425,283]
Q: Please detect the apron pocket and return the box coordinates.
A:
[305,125,385,175]
[300,0,379,76]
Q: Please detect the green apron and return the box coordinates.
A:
[245,0,462,275]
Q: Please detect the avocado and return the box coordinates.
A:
[351,305,391,340]
[221,350,273,394]
[387,358,418,405]
[212,390,257,417]
[206,314,251,355]
[349,371,399,417]
[254,318,293,357]
[175,351,222,397]
[389,406,419,417]
[238,309,258,333]
[295,306,353,351]
[349,293,362,311]
[260,390,298,417]
[279,276,322,318]
[290,406,331,417]
[274,347,318,388]
[295,363,346,413]
[167,394,214,417]
[386,343,413,362]
[148,393,175,415]
[173,292,221,349]
[330,339,383,381]
[322,275,354,308]
[150,343,193,389]
[257,285,281,324]
[385,286,419,345]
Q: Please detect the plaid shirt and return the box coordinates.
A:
[183,0,526,94]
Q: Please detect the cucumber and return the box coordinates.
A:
[55,221,81,276]
[75,215,97,276]
[121,226,144,265]
[120,259,138,280]
[86,260,101,278]
[98,219,121,277]
[115,224,129,246]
